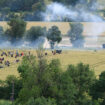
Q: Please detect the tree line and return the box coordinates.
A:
[0,18,84,48]
[0,49,105,105]
[0,0,99,21]
[0,0,97,12]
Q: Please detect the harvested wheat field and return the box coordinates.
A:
[0,22,105,80]
[1,22,105,36]
[0,50,105,80]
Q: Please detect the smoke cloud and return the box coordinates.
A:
[0,37,45,49]
[42,2,104,22]
[41,1,105,49]
[0,1,105,49]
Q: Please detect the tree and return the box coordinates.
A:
[47,26,62,49]
[66,63,95,105]
[68,23,84,48]
[57,70,77,105]
[6,18,26,43]
[16,50,78,105]
[0,75,22,100]
[90,71,105,105]
[26,26,46,41]
[17,49,62,105]
[32,1,45,12]
[16,48,96,105]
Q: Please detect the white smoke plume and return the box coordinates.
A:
[42,2,104,22]
[0,37,45,49]
[0,1,105,49]
[41,2,105,49]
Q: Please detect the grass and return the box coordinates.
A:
[0,22,105,80]
[0,50,105,80]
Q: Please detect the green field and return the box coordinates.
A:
[0,50,105,80]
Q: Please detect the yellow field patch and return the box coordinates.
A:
[1,22,105,36]
[0,50,105,80]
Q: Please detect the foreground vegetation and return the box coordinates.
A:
[0,49,105,105]
[0,100,12,105]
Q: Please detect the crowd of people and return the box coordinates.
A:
[45,50,62,56]
[0,49,62,69]
[0,50,25,68]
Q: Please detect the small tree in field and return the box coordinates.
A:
[6,18,26,43]
[47,26,62,49]
[68,23,84,48]
[26,26,46,41]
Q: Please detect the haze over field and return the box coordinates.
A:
[0,22,105,49]
[0,0,105,49]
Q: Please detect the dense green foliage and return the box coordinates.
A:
[47,26,62,49]
[68,23,84,48]
[0,49,105,104]
[0,0,44,12]
[26,26,46,41]
[0,75,22,100]
[0,0,45,21]
[90,71,105,105]
[26,97,57,105]
[5,18,26,43]
[0,100,12,105]
[12,49,95,105]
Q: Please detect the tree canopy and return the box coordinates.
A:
[6,18,26,43]
[47,26,62,49]
[68,23,84,48]
[15,49,96,105]
[90,71,105,105]
[26,26,46,41]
